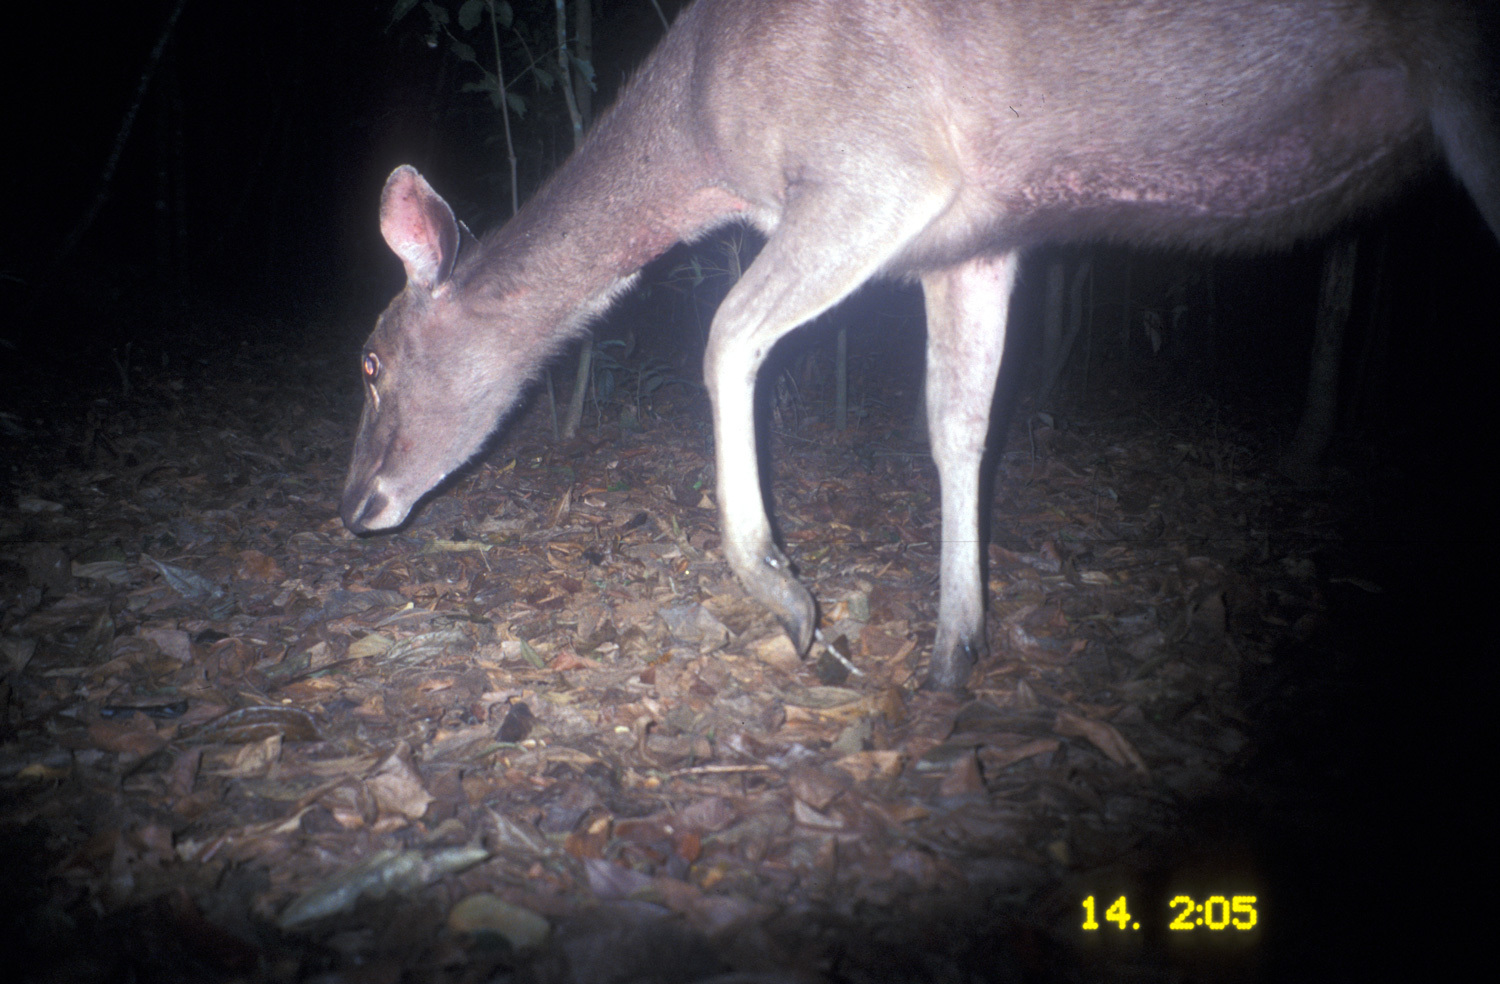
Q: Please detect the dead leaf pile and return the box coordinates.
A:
[1,334,1363,982]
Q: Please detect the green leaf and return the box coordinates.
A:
[496,1,513,29]
[506,92,527,117]
[421,1,450,27]
[461,77,503,109]
[390,0,424,27]
[458,0,484,31]
[451,40,477,63]
[518,639,545,669]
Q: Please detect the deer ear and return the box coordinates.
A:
[379,165,460,290]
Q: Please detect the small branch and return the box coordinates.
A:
[486,0,519,216]
[55,0,191,263]
[648,1,671,32]
[554,0,582,142]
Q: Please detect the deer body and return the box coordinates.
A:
[343,0,1498,689]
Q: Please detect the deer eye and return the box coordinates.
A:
[363,352,381,380]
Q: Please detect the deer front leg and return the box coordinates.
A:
[704,181,957,657]
[705,336,818,651]
[921,253,1018,691]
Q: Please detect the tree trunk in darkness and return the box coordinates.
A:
[574,0,593,124]
[1039,256,1092,404]
[1283,236,1358,483]
[1039,259,1066,396]
[835,326,848,432]
[1346,230,1392,430]
[561,0,598,439]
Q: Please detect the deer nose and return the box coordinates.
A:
[341,486,389,532]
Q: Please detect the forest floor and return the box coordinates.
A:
[0,310,1468,983]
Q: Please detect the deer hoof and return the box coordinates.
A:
[734,548,817,655]
[921,636,982,692]
[774,582,817,655]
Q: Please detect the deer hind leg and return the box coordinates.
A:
[1431,89,1500,241]
[920,253,1019,691]
[704,180,954,656]
[1420,6,1500,239]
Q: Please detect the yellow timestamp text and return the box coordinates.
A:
[1081,894,1258,932]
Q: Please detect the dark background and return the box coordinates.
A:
[3,1,685,363]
